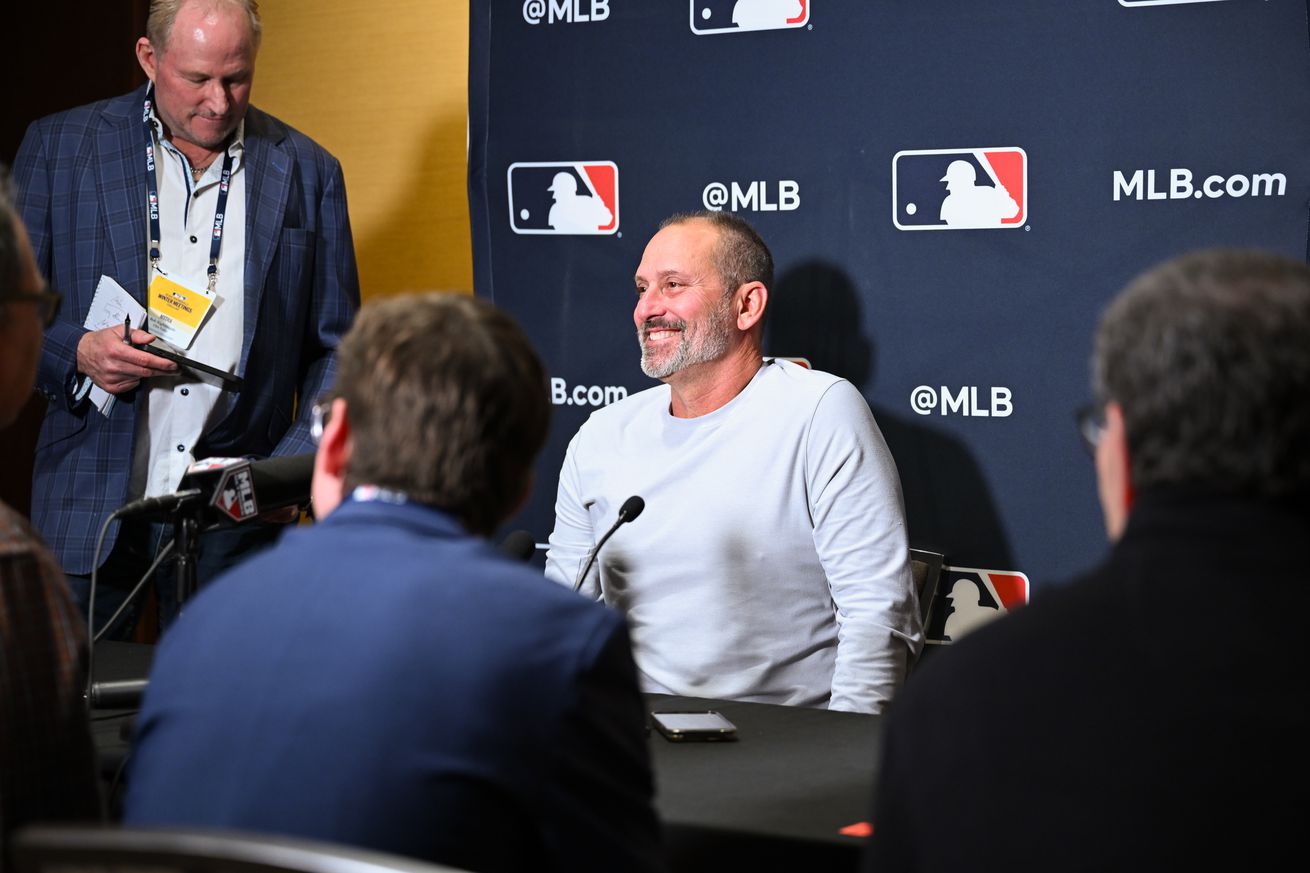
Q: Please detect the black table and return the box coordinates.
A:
[90,645,882,871]
[646,694,880,872]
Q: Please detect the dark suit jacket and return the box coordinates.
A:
[13,85,359,573]
[866,489,1310,872]
[123,498,665,873]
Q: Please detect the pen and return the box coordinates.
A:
[123,315,131,344]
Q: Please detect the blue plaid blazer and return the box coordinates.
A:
[14,85,360,573]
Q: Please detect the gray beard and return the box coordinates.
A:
[638,302,734,379]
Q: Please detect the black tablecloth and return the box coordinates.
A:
[646,694,879,871]
[91,644,881,871]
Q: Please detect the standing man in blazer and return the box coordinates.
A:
[14,0,359,634]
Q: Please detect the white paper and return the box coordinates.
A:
[84,276,147,417]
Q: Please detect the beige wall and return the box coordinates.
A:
[253,1,472,303]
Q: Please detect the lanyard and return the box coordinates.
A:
[350,485,412,506]
[143,85,234,293]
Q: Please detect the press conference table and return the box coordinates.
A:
[92,643,881,872]
[647,693,881,871]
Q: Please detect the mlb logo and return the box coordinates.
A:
[213,466,258,523]
[691,0,809,35]
[925,566,1030,645]
[892,148,1027,231]
[507,162,619,235]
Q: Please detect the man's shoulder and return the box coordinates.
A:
[0,500,78,615]
[755,359,865,416]
[24,87,142,141]
[902,563,1121,711]
[0,499,57,567]
[0,500,42,556]
[764,359,847,393]
[156,511,625,695]
[198,505,618,626]
[243,104,340,167]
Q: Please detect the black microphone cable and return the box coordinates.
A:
[572,495,645,593]
[84,505,175,707]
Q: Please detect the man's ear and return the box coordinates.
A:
[136,37,159,82]
[736,281,768,333]
[310,398,351,519]
[1096,402,1134,542]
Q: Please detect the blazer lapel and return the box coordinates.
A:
[95,88,149,304]
[240,108,291,376]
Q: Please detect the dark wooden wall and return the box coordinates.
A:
[0,1,148,516]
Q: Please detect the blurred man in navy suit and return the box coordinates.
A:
[125,293,664,873]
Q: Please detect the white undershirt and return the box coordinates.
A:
[129,116,246,499]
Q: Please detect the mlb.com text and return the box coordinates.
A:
[1113,168,1287,201]
[550,378,628,408]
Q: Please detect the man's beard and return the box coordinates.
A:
[638,296,735,379]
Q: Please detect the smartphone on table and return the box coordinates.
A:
[650,710,738,742]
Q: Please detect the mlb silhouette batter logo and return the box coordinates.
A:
[691,0,809,35]
[925,566,1030,645]
[892,147,1027,230]
[507,162,619,235]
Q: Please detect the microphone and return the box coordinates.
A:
[573,495,644,593]
[88,678,149,710]
[115,453,315,526]
[242,454,317,514]
[498,530,538,563]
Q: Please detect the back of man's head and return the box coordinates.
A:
[1094,249,1310,498]
[333,292,550,536]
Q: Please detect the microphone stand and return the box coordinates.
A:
[150,490,210,611]
[173,510,202,609]
[573,497,645,593]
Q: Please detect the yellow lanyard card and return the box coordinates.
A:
[147,272,216,350]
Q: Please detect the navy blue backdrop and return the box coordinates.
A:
[469,0,1310,593]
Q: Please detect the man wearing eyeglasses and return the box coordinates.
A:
[866,249,1310,872]
[0,170,101,858]
[15,1,360,640]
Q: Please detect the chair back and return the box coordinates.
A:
[12,826,470,873]
[908,548,944,627]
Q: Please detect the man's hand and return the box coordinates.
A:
[76,326,178,394]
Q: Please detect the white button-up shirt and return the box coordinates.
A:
[129,113,247,500]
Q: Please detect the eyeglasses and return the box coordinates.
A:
[310,398,333,445]
[2,283,62,328]
[1074,403,1106,456]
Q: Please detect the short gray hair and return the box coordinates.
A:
[147,0,262,51]
[1093,248,1310,497]
[660,210,774,298]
